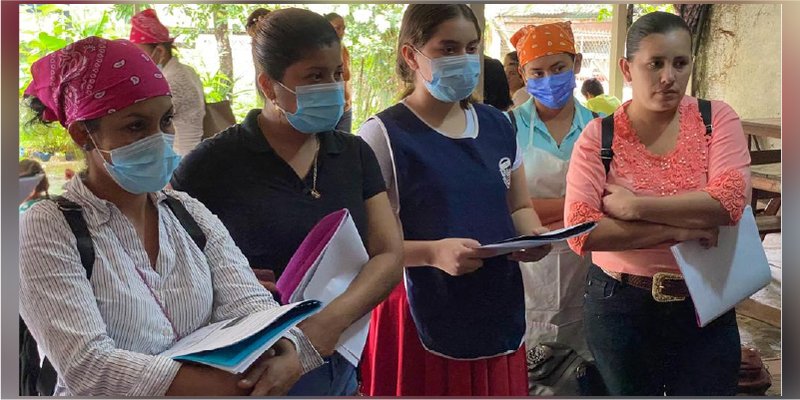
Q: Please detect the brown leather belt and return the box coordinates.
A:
[602,269,690,302]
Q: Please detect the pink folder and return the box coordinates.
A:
[276,209,348,304]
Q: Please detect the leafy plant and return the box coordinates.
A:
[19,5,125,156]
[596,4,676,22]
[18,3,409,151]
[200,70,235,103]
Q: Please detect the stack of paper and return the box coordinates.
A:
[276,209,371,367]
[671,206,771,327]
[478,222,597,256]
[160,300,321,373]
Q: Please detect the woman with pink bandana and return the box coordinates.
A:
[19,36,322,397]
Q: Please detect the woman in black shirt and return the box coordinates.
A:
[171,8,403,396]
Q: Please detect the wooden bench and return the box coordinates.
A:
[756,215,781,235]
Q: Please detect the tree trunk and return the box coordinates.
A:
[627,4,634,29]
[212,5,234,101]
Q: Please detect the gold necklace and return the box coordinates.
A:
[258,113,321,199]
[309,136,321,199]
[256,113,322,199]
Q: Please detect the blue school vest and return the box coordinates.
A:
[375,102,525,359]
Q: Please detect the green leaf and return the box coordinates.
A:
[38,32,67,50]
[596,7,613,22]
[90,11,109,36]
[36,4,60,16]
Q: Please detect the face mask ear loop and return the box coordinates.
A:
[411,46,434,84]
[272,81,298,119]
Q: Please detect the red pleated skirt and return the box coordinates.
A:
[359,283,528,396]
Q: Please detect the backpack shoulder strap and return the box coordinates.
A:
[698,98,713,135]
[53,197,94,279]
[506,109,518,133]
[600,115,615,176]
[163,194,207,251]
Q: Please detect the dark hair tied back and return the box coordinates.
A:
[250,8,340,81]
[626,11,691,59]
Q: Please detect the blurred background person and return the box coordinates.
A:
[581,77,621,116]
[130,8,206,155]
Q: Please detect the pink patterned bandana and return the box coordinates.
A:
[129,9,174,44]
[23,36,172,127]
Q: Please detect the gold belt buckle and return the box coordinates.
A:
[651,272,686,302]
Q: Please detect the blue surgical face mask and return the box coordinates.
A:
[415,49,481,103]
[526,69,577,109]
[274,81,345,134]
[92,133,181,194]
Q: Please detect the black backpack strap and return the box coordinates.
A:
[54,197,95,279]
[698,98,713,135]
[26,197,95,396]
[507,109,518,133]
[163,194,207,251]
[591,111,599,119]
[600,115,615,176]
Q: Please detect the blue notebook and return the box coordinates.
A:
[161,300,321,373]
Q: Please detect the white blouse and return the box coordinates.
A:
[19,177,322,396]
[162,57,206,156]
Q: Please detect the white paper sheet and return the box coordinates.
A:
[670,206,771,327]
[290,210,371,367]
[478,222,597,256]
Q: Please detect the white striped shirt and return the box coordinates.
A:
[19,177,322,396]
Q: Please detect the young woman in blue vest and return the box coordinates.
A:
[357,4,552,396]
[507,22,598,368]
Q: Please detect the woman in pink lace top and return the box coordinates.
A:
[564,12,750,396]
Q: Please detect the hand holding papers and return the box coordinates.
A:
[478,222,597,256]
[159,300,321,373]
[670,206,771,327]
[275,209,370,367]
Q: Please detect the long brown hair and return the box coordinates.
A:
[396,4,481,108]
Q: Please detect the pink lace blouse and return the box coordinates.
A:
[564,96,751,276]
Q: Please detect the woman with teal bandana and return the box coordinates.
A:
[507,22,599,373]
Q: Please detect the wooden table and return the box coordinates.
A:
[742,118,781,140]
[741,118,781,201]
[740,118,782,234]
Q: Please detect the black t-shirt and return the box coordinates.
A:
[171,109,386,278]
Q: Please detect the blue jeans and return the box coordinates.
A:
[584,264,741,396]
[335,108,353,133]
[287,352,357,396]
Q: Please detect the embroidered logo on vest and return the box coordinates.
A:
[499,157,512,189]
